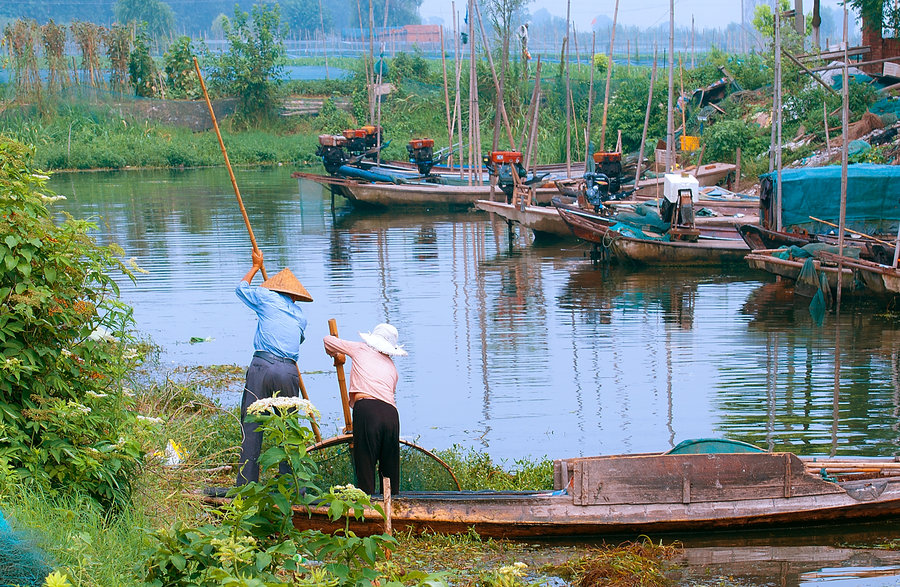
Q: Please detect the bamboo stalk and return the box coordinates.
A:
[634,48,658,189]
[473,0,516,150]
[584,32,596,170]
[441,27,453,168]
[809,216,894,246]
[564,0,572,176]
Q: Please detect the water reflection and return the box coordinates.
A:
[49,167,900,464]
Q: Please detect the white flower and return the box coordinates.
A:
[246,397,319,419]
[66,401,91,415]
[85,391,108,399]
[499,562,527,577]
[121,387,135,397]
[331,484,367,502]
[137,415,163,424]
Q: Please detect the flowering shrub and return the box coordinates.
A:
[0,136,144,507]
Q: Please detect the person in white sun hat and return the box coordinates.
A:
[323,323,407,495]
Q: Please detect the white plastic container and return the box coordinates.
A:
[663,172,699,204]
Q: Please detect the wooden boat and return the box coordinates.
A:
[556,204,749,265]
[814,252,900,296]
[744,249,858,294]
[284,446,900,539]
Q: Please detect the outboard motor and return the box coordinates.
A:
[592,151,623,194]
[660,172,701,241]
[342,129,368,156]
[582,172,611,211]
[407,138,436,175]
[362,125,383,153]
[486,151,527,201]
[316,134,349,175]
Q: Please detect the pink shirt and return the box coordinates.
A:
[323,336,398,408]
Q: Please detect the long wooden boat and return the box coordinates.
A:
[286,449,900,538]
[556,204,749,265]
[814,252,900,296]
[295,172,560,208]
[745,249,859,294]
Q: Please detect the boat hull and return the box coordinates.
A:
[288,451,900,539]
[474,200,573,237]
[745,251,857,293]
[556,205,749,265]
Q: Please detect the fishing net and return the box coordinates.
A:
[309,438,460,492]
[0,510,53,587]
[796,257,821,299]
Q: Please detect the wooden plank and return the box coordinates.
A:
[573,453,844,506]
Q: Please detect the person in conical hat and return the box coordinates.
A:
[323,322,407,496]
[234,249,312,485]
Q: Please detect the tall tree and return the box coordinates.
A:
[114,0,175,44]
[280,0,332,35]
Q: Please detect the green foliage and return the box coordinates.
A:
[163,36,200,99]
[436,445,553,490]
[280,0,331,34]
[129,26,160,98]
[314,98,354,133]
[143,402,396,586]
[0,136,145,507]
[702,118,768,164]
[593,53,608,74]
[603,74,668,154]
[390,49,432,84]
[210,3,286,125]
[114,0,175,44]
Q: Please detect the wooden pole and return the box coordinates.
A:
[318,0,329,79]
[584,32,596,169]
[735,146,741,192]
[441,27,453,168]
[525,58,542,171]
[565,0,572,176]
[666,0,675,170]
[328,319,353,434]
[369,0,376,122]
[473,0,517,150]
[383,476,392,558]
[824,100,831,158]
[634,48,658,189]
[193,58,266,279]
[454,3,464,180]
[809,216,894,246]
[775,8,783,232]
[678,54,686,138]
[599,0,619,152]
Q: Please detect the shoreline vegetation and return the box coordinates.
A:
[0,133,689,585]
[1,4,887,179]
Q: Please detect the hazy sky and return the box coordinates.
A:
[419,0,849,30]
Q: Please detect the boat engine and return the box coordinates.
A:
[486,151,527,201]
[407,138,436,175]
[362,125,383,153]
[660,172,701,241]
[316,134,349,175]
[592,151,623,194]
[342,129,369,156]
[582,172,612,210]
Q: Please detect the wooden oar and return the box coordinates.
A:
[328,319,353,434]
[193,56,320,441]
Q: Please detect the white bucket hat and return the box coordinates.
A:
[359,323,408,356]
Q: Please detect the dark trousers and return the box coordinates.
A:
[352,399,400,495]
[237,352,300,485]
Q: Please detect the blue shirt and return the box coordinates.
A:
[236,281,307,362]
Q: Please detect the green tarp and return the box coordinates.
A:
[761,164,900,234]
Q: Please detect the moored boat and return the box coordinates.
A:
[744,248,860,295]
[284,445,900,538]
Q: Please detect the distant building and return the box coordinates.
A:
[861,10,900,76]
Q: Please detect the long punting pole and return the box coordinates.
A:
[584,32,596,170]
[599,0,619,152]
[194,57,320,441]
[193,58,265,278]
[328,319,354,434]
[524,57,543,171]
[836,5,849,309]
[634,48,658,189]
[564,0,572,177]
[468,0,476,185]
[665,0,675,170]
[368,0,376,122]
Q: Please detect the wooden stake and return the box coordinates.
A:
[328,319,353,433]
[454,2,464,179]
[735,146,741,191]
[634,48,658,189]
[383,477,392,559]
[599,0,620,152]
[473,0,517,150]
[564,0,572,176]
[318,0,329,79]
[584,32,596,170]
[441,27,453,168]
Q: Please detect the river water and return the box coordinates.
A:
[49,166,900,585]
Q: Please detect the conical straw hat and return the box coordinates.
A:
[261,268,313,302]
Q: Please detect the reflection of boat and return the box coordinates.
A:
[284,441,900,538]
[745,249,860,296]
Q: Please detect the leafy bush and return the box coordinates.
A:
[702,118,768,163]
[0,136,145,507]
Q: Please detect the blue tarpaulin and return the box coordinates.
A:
[761,164,900,234]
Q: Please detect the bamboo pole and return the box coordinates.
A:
[810,216,894,246]
[473,0,516,150]
[634,48,658,189]
[564,0,572,176]
[584,32,596,170]
[192,58,265,277]
[665,0,675,169]
[441,27,453,168]
[318,0,329,79]
[454,3,464,180]
[735,146,741,191]
[369,0,376,122]
[775,8,784,231]
[328,319,353,433]
[525,58,542,171]
[836,4,849,310]
[194,57,320,439]
[599,0,620,151]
